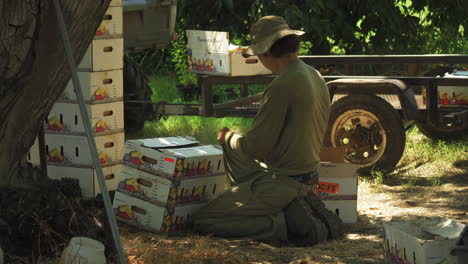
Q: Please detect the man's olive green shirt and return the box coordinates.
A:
[227,59,330,176]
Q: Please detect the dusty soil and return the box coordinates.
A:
[120,169,468,264]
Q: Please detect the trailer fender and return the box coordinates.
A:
[326,79,420,120]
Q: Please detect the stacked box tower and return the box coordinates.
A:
[112,137,227,233]
[27,0,124,198]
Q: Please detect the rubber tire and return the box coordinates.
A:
[324,94,406,174]
[124,55,153,132]
[416,120,466,141]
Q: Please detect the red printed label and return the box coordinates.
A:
[316,182,340,194]
[164,157,175,163]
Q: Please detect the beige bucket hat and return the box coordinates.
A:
[243,15,305,57]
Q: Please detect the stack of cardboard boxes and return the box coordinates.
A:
[112,137,227,233]
[27,0,124,198]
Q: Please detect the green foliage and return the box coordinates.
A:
[175,0,468,55]
[170,23,197,86]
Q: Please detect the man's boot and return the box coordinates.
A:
[304,193,344,240]
[284,198,328,246]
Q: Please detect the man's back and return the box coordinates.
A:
[263,59,330,174]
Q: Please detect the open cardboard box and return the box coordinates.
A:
[383,218,465,264]
[317,147,359,224]
[186,30,271,76]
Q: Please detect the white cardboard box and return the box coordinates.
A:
[117,165,226,206]
[316,163,360,224]
[44,132,124,167]
[123,137,225,179]
[60,70,123,103]
[96,6,123,37]
[79,38,123,71]
[383,218,465,264]
[45,101,124,135]
[423,86,468,107]
[423,71,468,107]
[113,191,204,233]
[47,165,121,198]
[110,0,122,6]
[186,30,271,76]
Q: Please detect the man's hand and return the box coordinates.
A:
[217,127,231,145]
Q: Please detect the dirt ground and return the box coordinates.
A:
[120,165,468,264]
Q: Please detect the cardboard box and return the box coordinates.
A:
[117,165,226,206]
[383,218,465,264]
[79,38,123,71]
[110,0,122,6]
[44,132,124,167]
[47,165,121,198]
[45,101,124,135]
[423,86,468,107]
[95,7,123,37]
[322,200,357,225]
[113,191,204,233]
[315,162,360,224]
[60,70,123,103]
[186,30,271,76]
[123,137,225,179]
[422,71,468,108]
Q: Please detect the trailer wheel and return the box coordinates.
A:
[124,55,153,132]
[416,120,466,140]
[324,94,405,174]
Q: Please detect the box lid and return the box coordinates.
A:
[130,136,199,149]
[163,145,223,158]
[186,30,229,53]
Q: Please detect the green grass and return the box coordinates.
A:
[381,125,467,186]
[127,73,256,144]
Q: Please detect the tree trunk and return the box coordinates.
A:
[0,0,111,188]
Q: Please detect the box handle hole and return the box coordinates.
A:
[131,206,147,215]
[105,174,115,180]
[103,14,112,20]
[245,59,258,64]
[103,110,113,116]
[103,78,113,84]
[137,178,152,187]
[142,156,158,165]
[104,142,114,148]
[103,47,113,52]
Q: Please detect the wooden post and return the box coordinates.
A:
[426,80,439,122]
[240,83,249,98]
[200,76,213,117]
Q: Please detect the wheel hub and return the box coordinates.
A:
[331,110,387,166]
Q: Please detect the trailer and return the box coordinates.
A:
[127,54,468,173]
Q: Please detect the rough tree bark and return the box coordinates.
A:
[0,0,111,189]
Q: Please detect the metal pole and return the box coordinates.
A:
[51,1,127,263]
